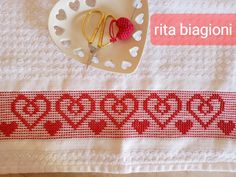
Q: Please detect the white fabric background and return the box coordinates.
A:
[0,0,235,91]
[0,0,236,174]
[2,138,236,174]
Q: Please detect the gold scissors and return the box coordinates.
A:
[82,10,115,69]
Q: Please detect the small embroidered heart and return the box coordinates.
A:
[56,9,67,21]
[218,120,235,135]
[129,46,139,57]
[89,120,107,135]
[44,121,62,136]
[135,13,144,25]
[85,0,96,7]
[0,122,18,137]
[69,0,80,11]
[132,120,150,134]
[175,120,193,135]
[133,30,142,41]
[54,26,65,36]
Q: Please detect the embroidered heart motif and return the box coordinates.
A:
[44,121,62,136]
[0,122,18,137]
[144,93,182,129]
[175,120,193,135]
[101,93,138,129]
[132,120,150,134]
[89,120,107,135]
[69,0,80,11]
[56,94,95,130]
[187,94,225,129]
[218,120,235,135]
[12,94,51,130]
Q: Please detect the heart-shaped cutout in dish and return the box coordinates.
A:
[48,0,149,74]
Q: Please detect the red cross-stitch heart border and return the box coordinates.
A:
[0,90,235,139]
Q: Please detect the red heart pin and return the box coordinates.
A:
[187,94,225,129]
[100,93,138,129]
[132,120,150,134]
[56,94,95,130]
[175,120,193,135]
[11,94,51,130]
[218,120,235,135]
[144,93,182,129]
[0,122,18,137]
[44,121,62,136]
[89,120,107,135]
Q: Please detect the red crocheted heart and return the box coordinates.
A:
[110,18,135,42]
[116,18,134,40]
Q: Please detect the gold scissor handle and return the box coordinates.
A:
[82,10,115,48]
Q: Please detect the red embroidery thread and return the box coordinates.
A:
[11,94,51,130]
[0,91,235,139]
[143,93,182,129]
[89,120,107,135]
[100,93,139,129]
[0,122,18,137]
[44,121,62,136]
[56,93,96,130]
[132,120,150,134]
[175,120,193,135]
[218,120,235,135]
[187,94,225,129]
